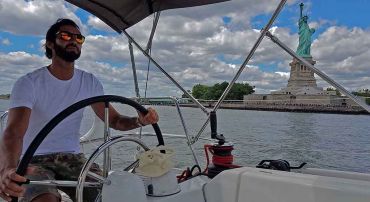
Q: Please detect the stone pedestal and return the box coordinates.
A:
[287,57,317,89]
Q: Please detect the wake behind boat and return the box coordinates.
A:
[1,0,370,202]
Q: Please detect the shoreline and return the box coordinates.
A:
[159,103,370,115]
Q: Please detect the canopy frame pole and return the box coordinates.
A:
[129,40,140,98]
[143,12,161,98]
[129,12,161,99]
[191,0,288,144]
[121,30,209,115]
[265,31,370,113]
[146,12,161,52]
[212,0,287,112]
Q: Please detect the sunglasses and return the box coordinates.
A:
[56,31,85,44]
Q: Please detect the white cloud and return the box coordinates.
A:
[309,19,334,30]
[87,16,115,33]
[1,38,11,46]
[312,26,370,91]
[0,52,48,93]
[275,72,290,77]
[80,35,130,63]
[0,0,84,36]
[0,0,369,98]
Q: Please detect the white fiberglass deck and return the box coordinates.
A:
[204,167,370,202]
[100,167,370,202]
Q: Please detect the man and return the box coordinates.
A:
[0,19,159,202]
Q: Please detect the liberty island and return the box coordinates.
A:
[243,3,368,114]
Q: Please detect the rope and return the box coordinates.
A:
[177,165,203,183]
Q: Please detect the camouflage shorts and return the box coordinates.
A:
[20,153,102,202]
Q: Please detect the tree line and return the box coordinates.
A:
[184,82,255,100]
[352,89,370,105]
[327,88,370,105]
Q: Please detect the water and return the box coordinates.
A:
[1,99,370,173]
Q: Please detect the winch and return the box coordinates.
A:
[204,111,240,178]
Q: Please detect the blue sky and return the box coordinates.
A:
[1,0,370,96]
[253,0,370,36]
[311,0,370,28]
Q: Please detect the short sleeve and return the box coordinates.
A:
[9,75,35,109]
[92,74,104,97]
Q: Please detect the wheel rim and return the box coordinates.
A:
[13,95,164,202]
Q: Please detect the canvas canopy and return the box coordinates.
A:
[66,0,230,33]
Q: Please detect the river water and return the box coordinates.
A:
[1,99,370,173]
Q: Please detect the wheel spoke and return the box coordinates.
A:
[29,180,102,188]
[103,101,111,177]
[87,171,106,183]
[123,159,140,172]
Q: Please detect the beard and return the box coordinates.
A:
[54,43,81,62]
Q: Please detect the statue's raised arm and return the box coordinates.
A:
[296,3,315,57]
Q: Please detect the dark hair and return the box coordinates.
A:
[45,18,80,59]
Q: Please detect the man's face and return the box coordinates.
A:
[54,25,83,62]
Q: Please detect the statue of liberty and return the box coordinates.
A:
[296,3,315,57]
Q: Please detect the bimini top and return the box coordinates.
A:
[66,0,230,33]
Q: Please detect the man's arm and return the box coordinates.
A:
[0,107,31,201]
[91,103,159,131]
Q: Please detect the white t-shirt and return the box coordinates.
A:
[9,66,104,155]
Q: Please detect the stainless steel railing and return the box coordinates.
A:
[80,96,201,166]
[135,96,200,165]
